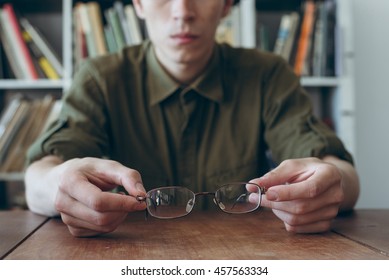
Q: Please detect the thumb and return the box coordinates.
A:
[92,159,147,197]
[250,168,289,190]
[250,162,299,202]
[119,170,146,197]
[253,159,314,188]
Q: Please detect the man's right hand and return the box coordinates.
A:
[25,156,147,237]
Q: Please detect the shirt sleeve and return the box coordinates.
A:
[262,57,354,165]
[26,60,110,164]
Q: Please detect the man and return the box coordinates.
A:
[25,0,359,237]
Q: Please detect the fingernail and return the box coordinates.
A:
[135,182,146,193]
[266,190,278,201]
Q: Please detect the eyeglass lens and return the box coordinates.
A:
[145,183,261,219]
[215,183,261,214]
[146,187,195,219]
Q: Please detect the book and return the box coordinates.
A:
[325,0,336,77]
[104,24,118,53]
[105,7,126,50]
[124,4,143,45]
[0,97,22,139]
[87,2,108,56]
[40,99,62,133]
[215,5,241,46]
[114,1,133,45]
[2,4,39,80]
[0,101,36,172]
[282,12,300,63]
[21,28,60,79]
[293,1,315,76]
[273,13,294,58]
[0,13,24,79]
[256,21,270,51]
[19,17,63,78]
[0,96,54,172]
[301,4,317,76]
[74,2,97,58]
[0,25,4,79]
[72,5,88,69]
[312,2,326,77]
[0,98,30,164]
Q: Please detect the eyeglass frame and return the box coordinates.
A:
[135,182,266,219]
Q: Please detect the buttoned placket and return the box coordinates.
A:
[178,88,199,190]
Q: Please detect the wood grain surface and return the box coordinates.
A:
[5,209,389,260]
[0,210,48,259]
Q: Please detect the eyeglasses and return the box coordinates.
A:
[136,182,265,219]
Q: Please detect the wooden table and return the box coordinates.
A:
[0,210,48,259]
[1,209,388,260]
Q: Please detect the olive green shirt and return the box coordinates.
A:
[27,40,352,193]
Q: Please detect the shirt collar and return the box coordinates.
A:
[191,44,224,103]
[146,42,224,106]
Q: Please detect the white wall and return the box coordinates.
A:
[353,0,389,208]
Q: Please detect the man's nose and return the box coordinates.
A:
[172,0,196,21]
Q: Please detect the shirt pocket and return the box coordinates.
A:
[204,160,261,192]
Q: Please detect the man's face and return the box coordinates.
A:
[133,0,232,67]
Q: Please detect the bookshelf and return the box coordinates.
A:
[0,0,69,209]
[253,0,356,156]
[0,0,355,209]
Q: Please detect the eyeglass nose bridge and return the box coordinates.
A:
[193,191,226,210]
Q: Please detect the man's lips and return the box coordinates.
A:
[171,33,199,44]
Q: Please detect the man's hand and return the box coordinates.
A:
[26,157,147,237]
[250,157,358,233]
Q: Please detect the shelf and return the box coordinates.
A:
[0,79,70,90]
[300,77,340,87]
[0,172,24,181]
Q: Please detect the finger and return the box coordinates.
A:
[251,159,315,188]
[88,159,147,197]
[283,220,332,233]
[257,167,341,202]
[61,179,147,213]
[62,212,127,237]
[248,193,267,208]
[68,226,102,237]
[67,226,103,237]
[253,159,342,202]
[56,189,145,227]
[260,185,343,214]
[264,178,327,202]
[271,205,339,227]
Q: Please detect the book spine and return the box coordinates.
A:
[105,8,126,50]
[72,7,88,69]
[282,12,300,63]
[0,12,24,79]
[87,2,107,56]
[124,4,143,45]
[293,1,315,76]
[0,97,21,137]
[19,17,63,77]
[2,4,39,79]
[76,3,97,58]
[273,14,292,57]
[0,100,30,164]
[104,25,118,53]
[114,1,133,45]
[312,2,326,77]
[23,29,60,79]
